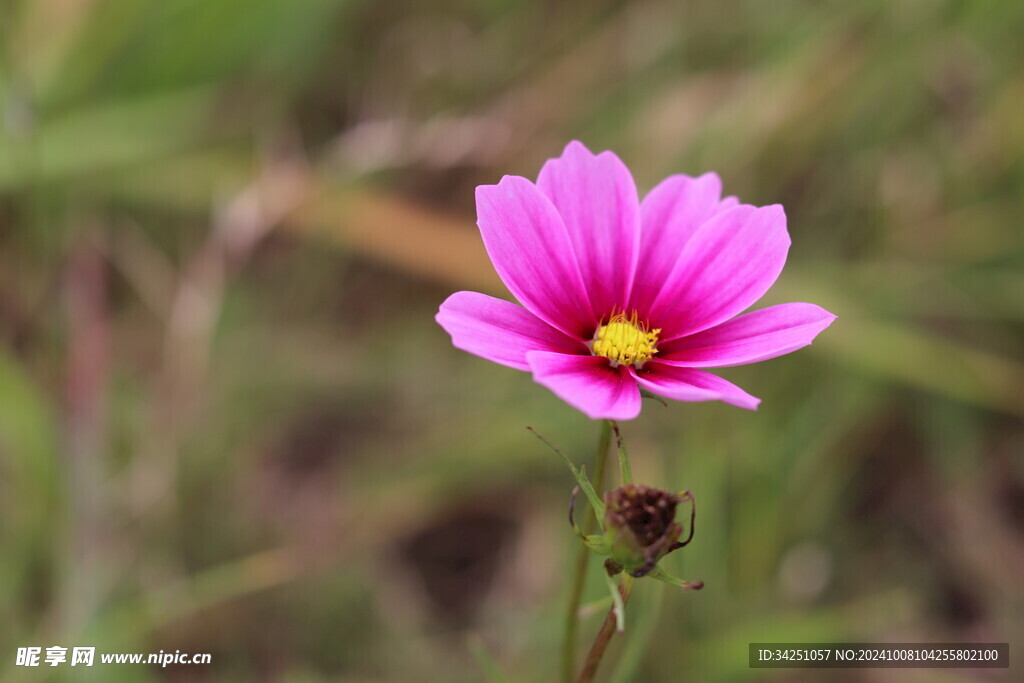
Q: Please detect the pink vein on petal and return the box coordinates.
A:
[630,172,724,314]
[476,176,597,339]
[537,141,640,316]
[649,204,790,341]
[657,303,837,367]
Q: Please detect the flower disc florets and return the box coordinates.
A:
[591,311,660,367]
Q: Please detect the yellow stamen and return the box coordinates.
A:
[591,310,660,367]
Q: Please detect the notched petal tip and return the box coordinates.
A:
[474,173,532,202]
[679,171,724,199]
[561,139,594,156]
[544,141,632,186]
[657,302,837,369]
[754,202,790,244]
[710,380,761,411]
[721,380,761,411]
[738,395,762,411]
[813,310,839,333]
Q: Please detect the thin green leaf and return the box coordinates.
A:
[604,572,627,633]
[528,427,605,519]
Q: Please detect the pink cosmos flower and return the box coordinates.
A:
[436,141,836,420]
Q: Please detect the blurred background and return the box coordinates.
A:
[1,0,1022,681]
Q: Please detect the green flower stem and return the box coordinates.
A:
[577,575,635,683]
[561,419,612,683]
[610,420,632,484]
[610,580,664,683]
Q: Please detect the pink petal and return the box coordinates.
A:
[537,141,640,317]
[657,303,837,367]
[476,176,596,338]
[631,363,761,410]
[649,204,790,341]
[630,173,724,314]
[436,291,586,371]
[526,351,641,420]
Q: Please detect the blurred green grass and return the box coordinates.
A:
[1,0,1022,681]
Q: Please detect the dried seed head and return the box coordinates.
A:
[603,484,684,578]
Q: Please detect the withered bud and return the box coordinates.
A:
[603,484,684,578]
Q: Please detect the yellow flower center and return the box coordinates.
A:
[591,311,660,367]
